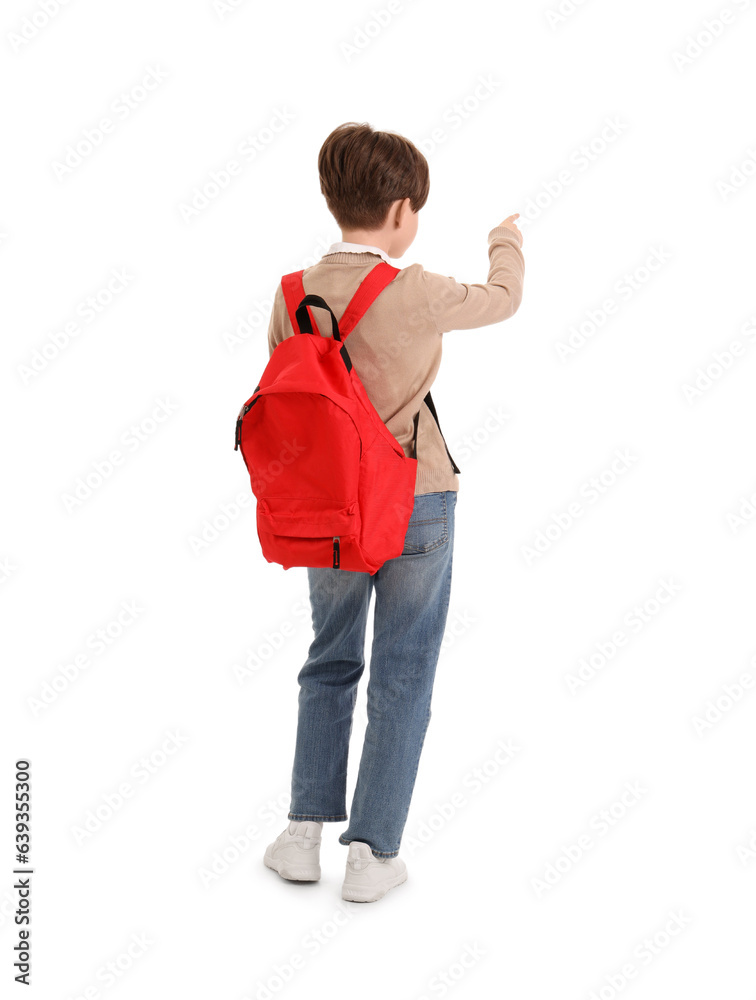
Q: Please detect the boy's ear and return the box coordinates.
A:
[395,196,412,226]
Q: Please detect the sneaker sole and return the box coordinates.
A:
[264,855,321,882]
[342,870,407,902]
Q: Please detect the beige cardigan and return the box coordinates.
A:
[267,225,525,495]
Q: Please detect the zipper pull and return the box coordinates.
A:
[332,537,340,569]
[234,396,258,451]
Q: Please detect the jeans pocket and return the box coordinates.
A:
[401,492,449,555]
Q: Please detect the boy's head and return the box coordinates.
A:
[318,122,429,258]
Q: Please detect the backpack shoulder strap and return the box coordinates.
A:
[339,262,400,339]
[281,270,315,335]
[280,262,400,339]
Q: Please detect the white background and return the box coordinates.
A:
[3,0,756,997]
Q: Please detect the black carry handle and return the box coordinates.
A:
[296,295,342,342]
[295,293,353,373]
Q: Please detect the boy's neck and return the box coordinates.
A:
[340,232,390,254]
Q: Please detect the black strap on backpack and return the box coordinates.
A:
[295,294,354,375]
[412,393,461,474]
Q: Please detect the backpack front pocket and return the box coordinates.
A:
[256,498,360,570]
[257,498,358,536]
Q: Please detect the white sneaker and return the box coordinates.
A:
[341,841,407,902]
[264,820,322,881]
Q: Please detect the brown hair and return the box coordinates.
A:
[318,122,429,231]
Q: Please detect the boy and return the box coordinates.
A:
[263,121,524,901]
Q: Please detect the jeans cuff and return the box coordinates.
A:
[288,812,347,822]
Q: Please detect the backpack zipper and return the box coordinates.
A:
[234,407,248,450]
[234,386,261,450]
[332,536,340,569]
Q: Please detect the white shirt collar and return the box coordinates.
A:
[323,241,393,265]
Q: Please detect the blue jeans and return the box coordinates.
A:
[288,490,457,858]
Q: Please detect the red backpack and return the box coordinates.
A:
[234,261,459,574]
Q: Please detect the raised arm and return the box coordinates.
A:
[421,216,525,334]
